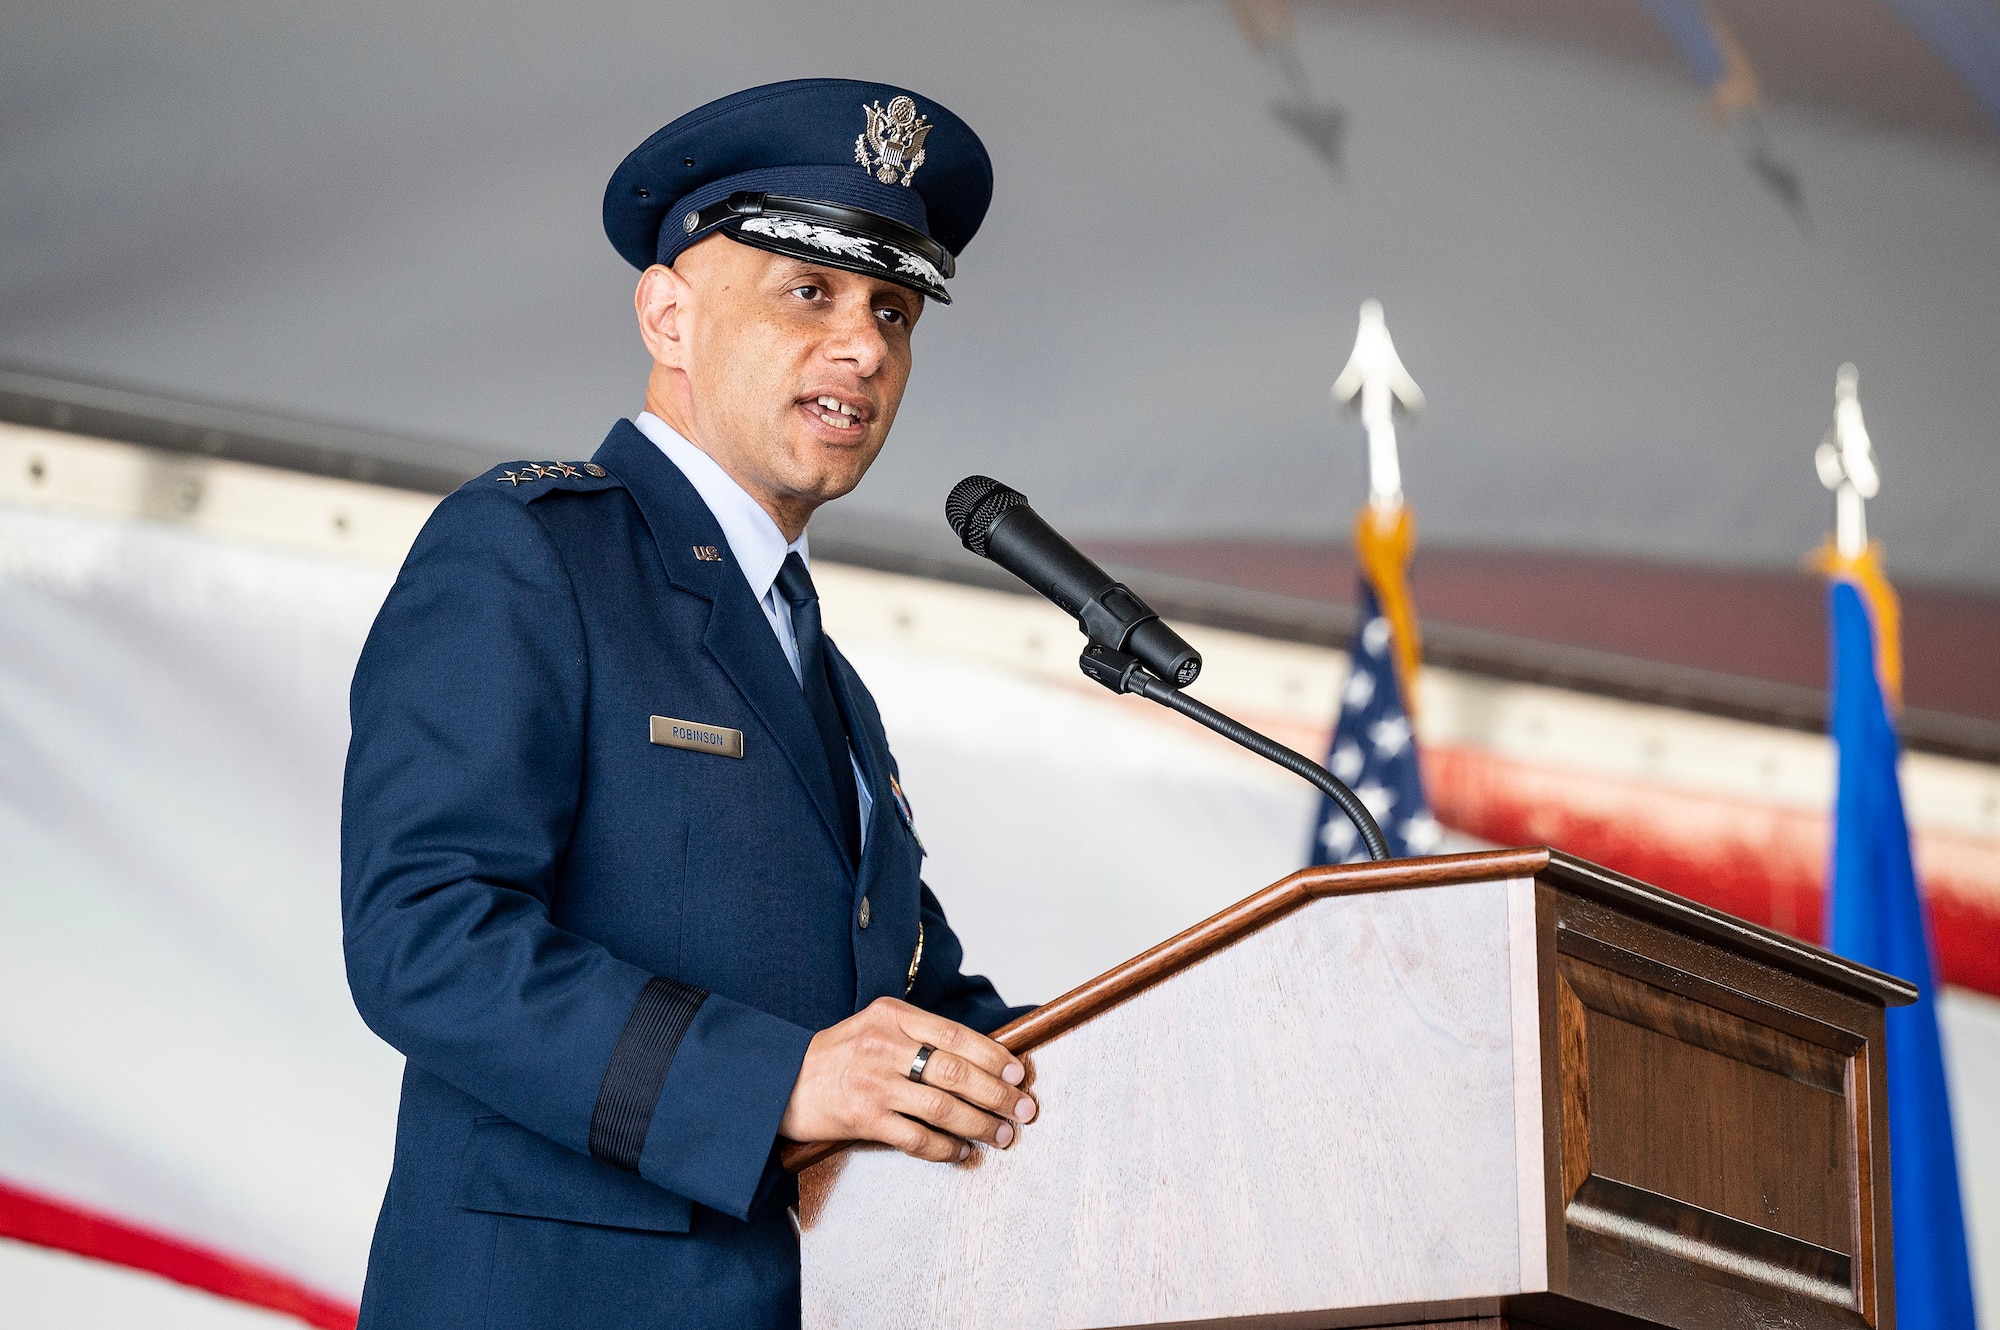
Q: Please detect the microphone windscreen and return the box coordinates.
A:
[945,475,1027,556]
[944,475,1002,538]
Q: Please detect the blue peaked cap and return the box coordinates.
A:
[604,79,993,304]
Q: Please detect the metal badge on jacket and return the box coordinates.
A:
[650,715,745,758]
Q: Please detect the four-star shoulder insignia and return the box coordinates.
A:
[495,462,608,486]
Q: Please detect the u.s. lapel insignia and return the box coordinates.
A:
[691,545,723,562]
[888,772,923,852]
[856,96,931,186]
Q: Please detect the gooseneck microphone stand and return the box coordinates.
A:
[1079,644,1393,863]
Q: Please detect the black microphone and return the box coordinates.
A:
[945,476,1201,688]
[943,475,1388,860]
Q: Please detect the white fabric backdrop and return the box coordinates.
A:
[2,500,1996,1321]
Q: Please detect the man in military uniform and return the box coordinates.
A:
[340,79,1036,1328]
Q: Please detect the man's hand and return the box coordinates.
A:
[779,997,1037,1163]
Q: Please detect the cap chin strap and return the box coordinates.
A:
[680,192,955,279]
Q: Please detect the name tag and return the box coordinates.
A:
[650,715,744,759]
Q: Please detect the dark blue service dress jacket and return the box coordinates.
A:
[340,419,1025,1329]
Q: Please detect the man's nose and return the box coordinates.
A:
[823,301,890,377]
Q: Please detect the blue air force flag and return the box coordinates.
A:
[1310,581,1444,864]
[1824,580,1979,1330]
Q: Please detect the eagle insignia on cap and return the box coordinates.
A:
[856,96,931,187]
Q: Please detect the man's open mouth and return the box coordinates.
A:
[803,395,867,431]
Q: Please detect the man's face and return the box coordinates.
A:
[638,236,923,530]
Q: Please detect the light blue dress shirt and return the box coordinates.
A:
[635,411,872,851]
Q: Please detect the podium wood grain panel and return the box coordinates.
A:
[1546,879,1893,1328]
[1564,956,1852,1254]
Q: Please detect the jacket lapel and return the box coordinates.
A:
[593,422,853,872]
[828,641,924,1003]
[828,648,897,878]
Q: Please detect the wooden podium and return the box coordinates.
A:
[791,848,1916,1330]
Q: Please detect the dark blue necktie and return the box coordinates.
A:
[775,553,862,866]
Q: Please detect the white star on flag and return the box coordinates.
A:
[1401,812,1445,853]
[1330,740,1364,782]
[1354,780,1397,820]
[1342,669,1375,710]
[1368,715,1412,757]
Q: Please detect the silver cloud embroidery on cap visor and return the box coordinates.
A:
[889,247,945,288]
[739,215,883,265]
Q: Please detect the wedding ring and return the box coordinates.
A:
[908,1044,936,1084]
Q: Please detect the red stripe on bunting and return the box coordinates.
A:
[0,1178,358,1329]
[1426,744,2000,998]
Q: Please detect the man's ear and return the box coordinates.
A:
[635,264,691,369]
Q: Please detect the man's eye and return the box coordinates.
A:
[876,306,907,326]
[790,285,823,301]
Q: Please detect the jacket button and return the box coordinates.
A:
[858,897,872,929]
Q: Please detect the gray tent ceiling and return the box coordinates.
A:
[5,0,1998,586]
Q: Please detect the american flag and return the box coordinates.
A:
[1309,579,1445,864]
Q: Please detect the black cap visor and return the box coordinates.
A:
[681,193,953,304]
